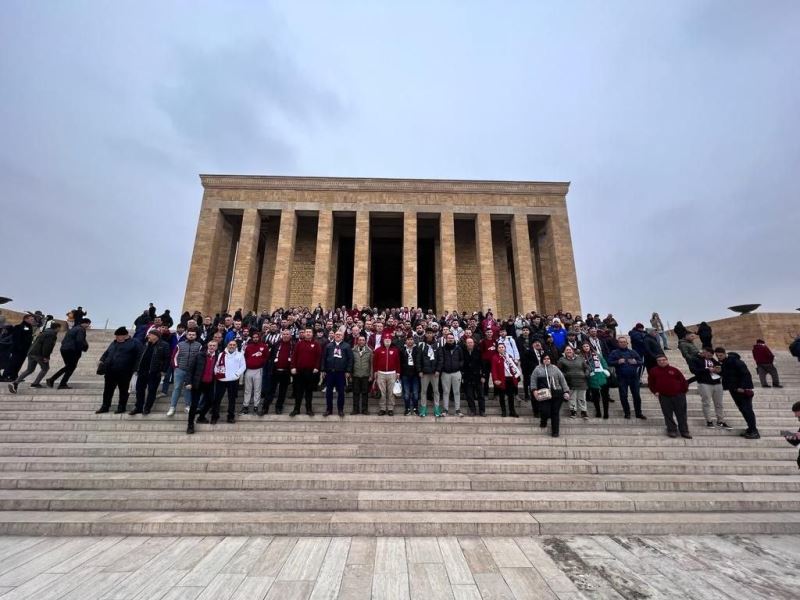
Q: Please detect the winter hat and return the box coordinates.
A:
[114,327,129,336]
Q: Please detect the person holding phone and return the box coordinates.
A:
[784,401,800,469]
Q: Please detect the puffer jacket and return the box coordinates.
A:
[352,346,373,378]
[557,355,588,390]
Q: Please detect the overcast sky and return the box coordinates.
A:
[1,0,798,330]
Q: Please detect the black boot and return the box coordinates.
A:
[351,399,360,415]
[499,397,507,418]
[361,398,369,415]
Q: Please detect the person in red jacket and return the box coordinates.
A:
[648,354,692,439]
[479,328,498,397]
[490,342,520,418]
[241,331,269,414]
[290,328,322,417]
[752,339,782,388]
[373,334,400,416]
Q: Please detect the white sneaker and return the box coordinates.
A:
[184,406,190,413]
[166,407,175,417]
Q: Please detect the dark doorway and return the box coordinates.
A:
[417,238,435,312]
[335,236,355,308]
[370,240,402,308]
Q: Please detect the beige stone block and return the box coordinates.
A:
[439,211,458,312]
[510,214,537,314]
[352,210,370,307]
[475,213,497,313]
[228,208,261,313]
[270,209,296,310]
[183,205,222,314]
[312,210,333,308]
[403,212,418,308]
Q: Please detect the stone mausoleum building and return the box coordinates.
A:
[183,175,581,316]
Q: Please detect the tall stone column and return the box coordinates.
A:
[475,212,497,312]
[510,213,538,313]
[270,208,297,310]
[439,211,458,312]
[227,208,261,313]
[352,210,370,308]
[402,212,417,308]
[543,211,582,314]
[311,209,334,308]
[183,206,223,314]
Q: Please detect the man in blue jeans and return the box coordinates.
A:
[400,336,420,415]
[167,329,202,416]
[321,330,353,417]
[607,336,646,420]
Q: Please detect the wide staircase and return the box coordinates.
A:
[0,329,798,536]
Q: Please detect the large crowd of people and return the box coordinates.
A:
[1,304,798,448]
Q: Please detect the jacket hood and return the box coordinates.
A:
[727,352,742,359]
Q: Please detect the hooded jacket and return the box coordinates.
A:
[720,353,754,391]
[28,328,58,360]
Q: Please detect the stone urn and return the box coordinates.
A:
[728,304,760,315]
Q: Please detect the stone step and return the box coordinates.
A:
[0,456,795,475]
[0,488,797,513]
[0,430,792,448]
[0,510,798,536]
[0,471,796,492]
[0,442,792,461]
[2,420,795,437]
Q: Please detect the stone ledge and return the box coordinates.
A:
[200,174,570,196]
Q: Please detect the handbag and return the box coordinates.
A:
[533,365,554,401]
[392,380,403,397]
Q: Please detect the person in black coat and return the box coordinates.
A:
[642,329,663,372]
[1,314,36,381]
[697,322,713,349]
[130,330,170,415]
[3,314,36,381]
[96,327,143,414]
[48,318,91,389]
[715,347,759,439]
[786,401,800,470]
[673,321,688,341]
[461,337,485,416]
[186,340,220,432]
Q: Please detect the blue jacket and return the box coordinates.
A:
[547,326,567,351]
[607,347,643,379]
[629,329,647,357]
[321,341,353,373]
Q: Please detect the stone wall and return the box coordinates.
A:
[492,220,514,318]
[256,216,280,312]
[673,313,800,350]
[287,215,318,308]
[454,219,480,313]
[0,309,67,327]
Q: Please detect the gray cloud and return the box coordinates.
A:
[0,1,797,331]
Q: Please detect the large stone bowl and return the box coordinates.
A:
[728,304,760,315]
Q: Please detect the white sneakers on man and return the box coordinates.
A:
[166,407,175,417]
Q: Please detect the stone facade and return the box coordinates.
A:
[675,313,800,350]
[183,175,582,315]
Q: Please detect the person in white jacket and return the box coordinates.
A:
[213,340,246,424]
[498,330,520,364]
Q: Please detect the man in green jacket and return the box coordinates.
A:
[8,322,61,393]
[351,335,373,415]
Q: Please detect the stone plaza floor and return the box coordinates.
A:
[0,534,796,599]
